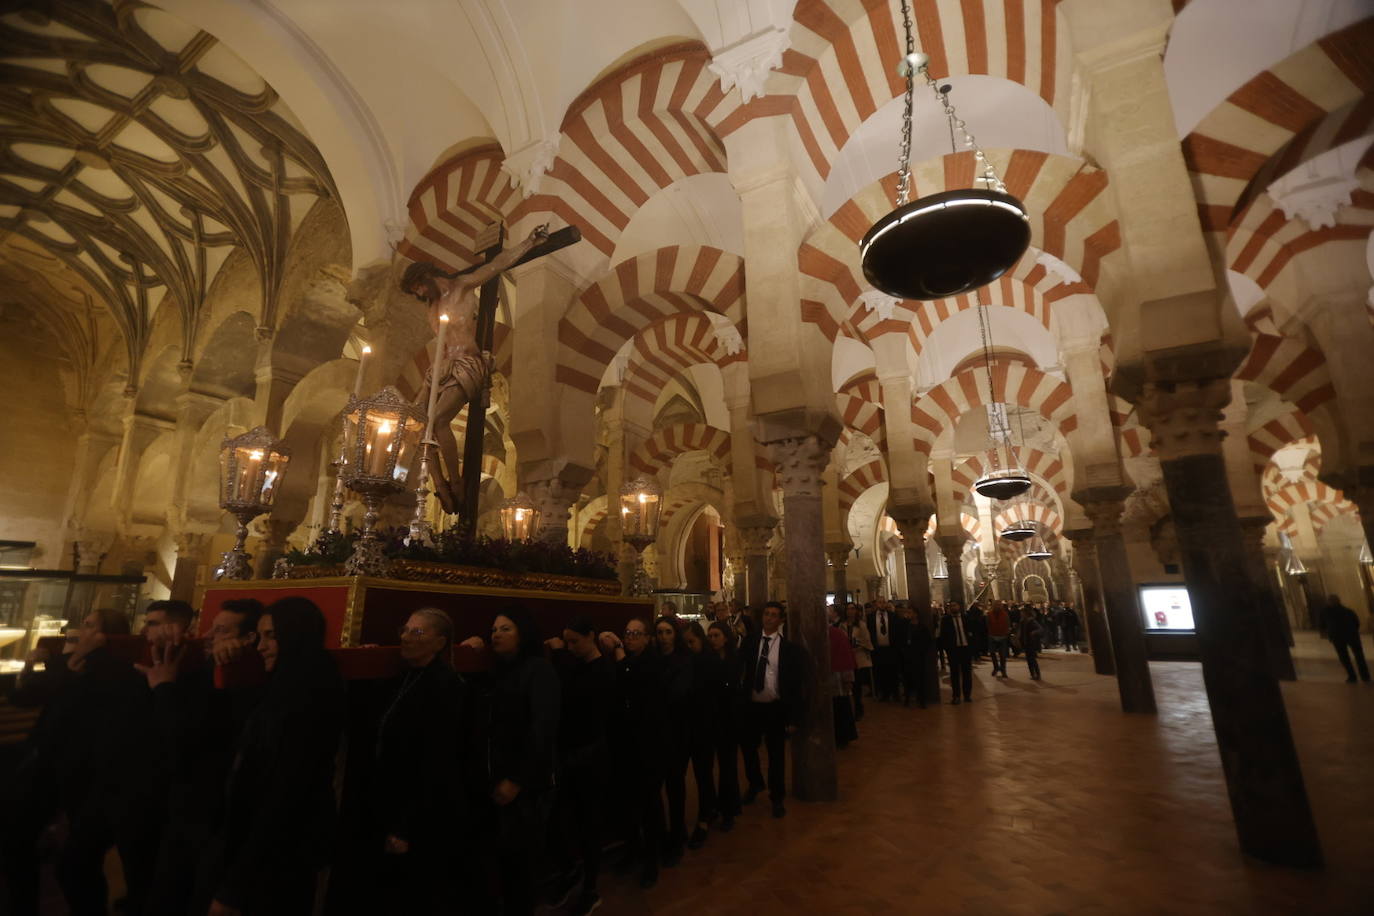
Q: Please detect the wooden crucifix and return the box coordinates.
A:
[400,221,581,537]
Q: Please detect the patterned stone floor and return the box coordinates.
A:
[587,634,1374,916]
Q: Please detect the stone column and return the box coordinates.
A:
[937,535,967,606]
[1237,517,1297,680]
[826,546,849,605]
[890,509,932,611]
[526,476,583,545]
[1079,491,1154,711]
[864,574,882,602]
[73,529,115,575]
[1064,527,1116,676]
[254,518,298,580]
[1137,379,1321,867]
[765,436,835,803]
[170,530,211,603]
[739,522,774,611]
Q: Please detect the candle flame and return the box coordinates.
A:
[439,313,449,323]
[514,509,526,521]
[378,421,393,435]
[638,492,648,504]
[248,449,264,461]
[361,344,372,355]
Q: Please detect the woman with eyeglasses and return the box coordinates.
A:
[652,614,693,868]
[369,608,467,914]
[598,617,666,889]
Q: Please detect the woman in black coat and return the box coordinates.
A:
[484,606,561,916]
[705,621,743,832]
[371,608,467,914]
[653,614,693,866]
[207,597,346,916]
[682,621,719,850]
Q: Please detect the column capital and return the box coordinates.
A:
[738,523,775,555]
[1077,488,1131,538]
[825,546,850,568]
[765,435,830,499]
[173,529,212,557]
[935,533,967,558]
[1135,379,1231,461]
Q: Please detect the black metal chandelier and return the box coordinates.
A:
[860,0,1031,301]
[970,294,1032,501]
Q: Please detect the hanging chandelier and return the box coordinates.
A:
[931,546,950,579]
[1025,534,1053,560]
[860,0,1030,300]
[971,298,1032,501]
[1000,519,1037,542]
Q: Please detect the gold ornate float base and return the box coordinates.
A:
[280,559,621,596]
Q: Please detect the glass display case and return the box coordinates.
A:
[0,562,146,672]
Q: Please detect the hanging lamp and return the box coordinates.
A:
[1358,541,1372,566]
[971,298,1032,500]
[860,0,1030,300]
[1000,519,1037,543]
[1025,534,1053,560]
[931,547,950,579]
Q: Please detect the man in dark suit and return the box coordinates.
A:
[936,601,974,704]
[738,602,807,818]
[866,599,906,701]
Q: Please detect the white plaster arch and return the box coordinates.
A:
[916,306,1061,389]
[612,173,745,266]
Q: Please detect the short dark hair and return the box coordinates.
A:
[564,616,596,637]
[763,601,785,618]
[147,599,194,628]
[220,599,264,638]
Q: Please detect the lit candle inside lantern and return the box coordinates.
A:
[352,344,372,398]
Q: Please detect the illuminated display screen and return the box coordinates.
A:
[1138,585,1195,632]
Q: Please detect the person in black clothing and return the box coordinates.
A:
[935,601,974,704]
[682,620,719,850]
[206,597,346,916]
[547,617,617,916]
[1061,604,1082,652]
[866,599,906,701]
[370,608,467,915]
[479,606,562,916]
[1323,594,1370,683]
[739,601,808,818]
[1018,611,1044,681]
[47,607,161,916]
[652,614,693,866]
[598,618,666,889]
[138,598,264,916]
[897,604,933,708]
[705,621,742,833]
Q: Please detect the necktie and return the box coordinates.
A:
[879,613,887,637]
[755,636,771,692]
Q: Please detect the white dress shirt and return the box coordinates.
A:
[752,631,782,703]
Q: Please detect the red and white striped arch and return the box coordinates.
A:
[628,422,732,476]
[839,458,888,519]
[1182,18,1374,232]
[1228,184,1374,293]
[951,446,1068,502]
[835,370,886,451]
[398,144,518,272]
[622,312,747,407]
[557,246,745,393]
[509,43,738,258]
[799,151,1120,345]
[1234,333,1338,444]
[1265,477,1354,537]
[993,499,1062,537]
[1309,499,1361,534]
[909,363,1077,454]
[1248,407,1316,474]
[923,512,982,542]
[772,0,1073,181]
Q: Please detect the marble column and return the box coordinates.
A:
[739,523,774,611]
[526,477,581,545]
[1080,491,1155,711]
[864,575,882,602]
[170,530,211,603]
[826,546,849,605]
[766,436,835,803]
[1138,379,1321,868]
[1064,528,1116,676]
[937,535,966,607]
[891,511,932,611]
[254,518,298,580]
[1237,517,1297,680]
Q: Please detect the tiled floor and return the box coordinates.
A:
[589,635,1374,915]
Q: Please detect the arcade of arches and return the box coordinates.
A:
[2,0,1374,891]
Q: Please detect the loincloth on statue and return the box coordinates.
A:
[429,349,493,402]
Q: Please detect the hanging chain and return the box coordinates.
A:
[894,0,916,206]
[972,288,1006,472]
[894,3,1007,200]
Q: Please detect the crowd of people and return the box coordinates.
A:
[0,593,1084,916]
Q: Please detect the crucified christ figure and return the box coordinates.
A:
[400,223,549,515]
